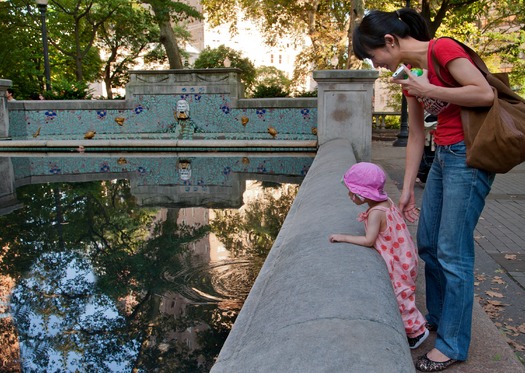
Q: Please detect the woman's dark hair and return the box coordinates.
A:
[353,8,431,60]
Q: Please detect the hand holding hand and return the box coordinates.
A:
[398,189,420,223]
[402,203,420,223]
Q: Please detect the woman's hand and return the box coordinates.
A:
[399,189,420,223]
[391,68,431,97]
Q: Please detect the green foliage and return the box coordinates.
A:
[383,116,401,129]
[98,3,161,98]
[46,0,128,82]
[251,65,291,97]
[251,84,289,98]
[201,0,356,86]
[255,66,291,88]
[0,0,200,99]
[42,78,93,100]
[294,89,318,97]
[0,0,46,98]
[193,45,257,93]
[140,0,202,23]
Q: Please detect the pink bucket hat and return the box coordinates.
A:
[342,162,388,202]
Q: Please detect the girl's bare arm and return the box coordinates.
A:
[329,210,383,247]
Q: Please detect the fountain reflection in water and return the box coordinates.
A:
[0,154,313,372]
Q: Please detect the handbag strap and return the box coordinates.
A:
[431,37,512,89]
[431,37,489,80]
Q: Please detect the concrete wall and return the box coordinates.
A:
[212,69,416,372]
[211,139,414,372]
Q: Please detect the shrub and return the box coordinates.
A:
[294,89,318,97]
[252,84,289,98]
[42,79,93,100]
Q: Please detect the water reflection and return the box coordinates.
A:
[0,155,312,372]
[11,251,138,372]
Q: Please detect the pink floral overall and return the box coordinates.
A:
[359,200,427,338]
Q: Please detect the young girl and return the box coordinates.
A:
[329,162,429,350]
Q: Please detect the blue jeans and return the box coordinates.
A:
[417,141,494,361]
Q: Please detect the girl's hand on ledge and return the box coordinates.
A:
[329,234,346,243]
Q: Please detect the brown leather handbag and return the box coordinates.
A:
[431,37,525,173]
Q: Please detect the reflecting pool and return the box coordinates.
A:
[0,153,314,372]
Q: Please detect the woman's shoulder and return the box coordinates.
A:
[432,38,470,62]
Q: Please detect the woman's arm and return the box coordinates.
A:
[399,97,425,222]
[401,58,494,107]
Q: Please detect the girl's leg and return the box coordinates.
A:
[396,282,427,338]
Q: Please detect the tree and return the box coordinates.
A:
[0,0,50,98]
[48,0,130,82]
[0,0,123,95]
[140,0,202,69]
[201,0,524,94]
[253,65,292,97]
[97,3,160,98]
[0,0,203,98]
[201,0,363,88]
[193,44,257,94]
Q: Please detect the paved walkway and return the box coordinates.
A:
[372,139,525,372]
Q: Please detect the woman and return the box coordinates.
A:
[352,8,495,372]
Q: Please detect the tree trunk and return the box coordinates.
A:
[104,46,118,99]
[151,4,184,69]
[347,0,365,69]
[104,67,113,99]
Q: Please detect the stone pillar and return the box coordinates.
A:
[313,70,378,162]
[0,79,12,138]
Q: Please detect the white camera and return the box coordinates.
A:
[392,64,407,79]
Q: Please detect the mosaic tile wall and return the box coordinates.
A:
[9,93,318,141]
[11,155,314,188]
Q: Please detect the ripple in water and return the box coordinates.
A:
[163,259,260,305]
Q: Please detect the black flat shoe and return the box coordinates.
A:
[415,353,458,372]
